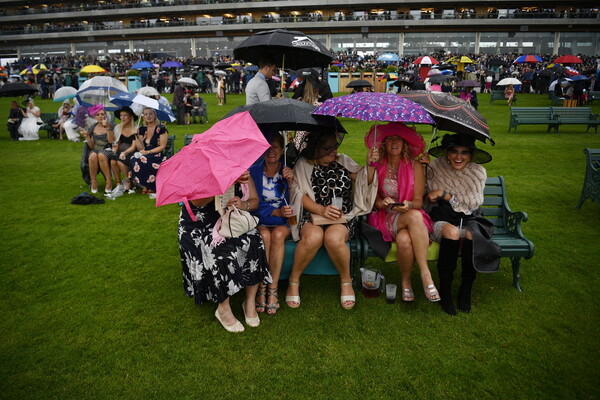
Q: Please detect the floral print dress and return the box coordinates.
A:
[130,124,167,192]
[179,192,271,305]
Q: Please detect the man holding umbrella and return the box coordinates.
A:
[245,58,277,105]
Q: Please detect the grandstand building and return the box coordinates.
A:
[0,0,598,59]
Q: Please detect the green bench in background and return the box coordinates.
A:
[359,176,534,292]
[39,112,59,139]
[576,148,600,209]
[552,107,600,133]
[509,107,559,133]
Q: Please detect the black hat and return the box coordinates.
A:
[429,133,492,164]
[114,106,138,121]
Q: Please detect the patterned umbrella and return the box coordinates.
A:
[312,92,435,124]
[398,91,493,144]
[76,76,128,111]
[53,86,78,102]
[514,55,543,63]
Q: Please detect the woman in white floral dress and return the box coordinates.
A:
[179,173,271,333]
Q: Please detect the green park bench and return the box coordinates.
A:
[490,89,516,104]
[163,134,176,158]
[358,176,534,292]
[509,107,560,133]
[39,112,59,139]
[551,107,600,133]
[576,148,600,209]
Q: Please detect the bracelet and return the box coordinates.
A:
[245,201,250,211]
[441,191,448,201]
[409,201,414,209]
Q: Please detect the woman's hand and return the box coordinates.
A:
[280,205,293,218]
[367,146,380,164]
[282,167,294,184]
[381,197,395,208]
[323,204,342,220]
[427,189,445,202]
[235,171,250,185]
[227,196,244,209]
[392,202,410,213]
[119,152,127,160]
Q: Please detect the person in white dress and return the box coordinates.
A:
[18,99,42,141]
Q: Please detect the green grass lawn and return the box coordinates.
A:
[0,91,599,399]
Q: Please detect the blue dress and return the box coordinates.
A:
[130,124,167,192]
[249,160,289,226]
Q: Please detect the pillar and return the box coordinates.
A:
[398,32,404,56]
[128,40,134,53]
[70,42,76,56]
[474,32,481,54]
[553,32,560,55]
[191,37,197,57]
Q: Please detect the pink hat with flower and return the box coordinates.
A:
[364,122,425,158]
[87,104,105,117]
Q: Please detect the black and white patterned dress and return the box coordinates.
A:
[179,192,271,305]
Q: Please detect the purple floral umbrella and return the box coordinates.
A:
[312,92,435,125]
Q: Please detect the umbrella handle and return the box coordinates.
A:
[280,54,285,95]
[427,127,438,152]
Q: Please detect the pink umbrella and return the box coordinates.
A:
[155,111,270,220]
[413,56,439,65]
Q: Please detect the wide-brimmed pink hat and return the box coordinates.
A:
[88,104,105,117]
[364,122,425,158]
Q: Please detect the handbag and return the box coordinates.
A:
[310,213,347,226]
[218,205,259,238]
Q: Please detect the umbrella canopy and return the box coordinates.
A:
[456,80,480,88]
[20,66,40,75]
[565,66,580,76]
[497,78,522,86]
[214,70,227,76]
[245,65,259,72]
[53,86,78,102]
[0,82,39,97]
[428,69,442,76]
[487,59,508,67]
[161,61,183,68]
[76,76,128,111]
[137,86,160,97]
[568,75,589,81]
[132,61,154,69]
[177,77,198,87]
[553,55,583,64]
[377,53,400,62]
[398,91,492,145]
[224,98,345,134]
[313,92,435,125]
[80,65,107,74]
[215,63,232,69]
[33,63,48,71]
[538,69,555,77]
[155,111,270,220]
[447,56,475,64]
[190,59,213,68]
[346,79,373,88]
[440,69,454,75]
[110,92,176,122]
[514,55,543,63]
[233,29,333,70]
[414,56,439,65]
[426,74,447,84]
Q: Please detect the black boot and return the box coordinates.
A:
[458,239,477,313]
[437,238,460,316]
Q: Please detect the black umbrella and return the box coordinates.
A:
[223,98,345,133]
[0,82,39,97]
[190,59,213,68]
[215,62,232,69]
[538,69,555,77]
[456,80,480,87]
[399,91,493,145]
[488,59,508,67]
[393,79,412,87]
[233,29,333,70]
[426,74,448,84]
[346,79,373,89]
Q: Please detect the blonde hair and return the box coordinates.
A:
[379,137,413,163]
[301,76,319,105]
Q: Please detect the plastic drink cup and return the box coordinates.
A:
[386,284,397,304]
[287,205,298,226]
[331,197,343,210]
